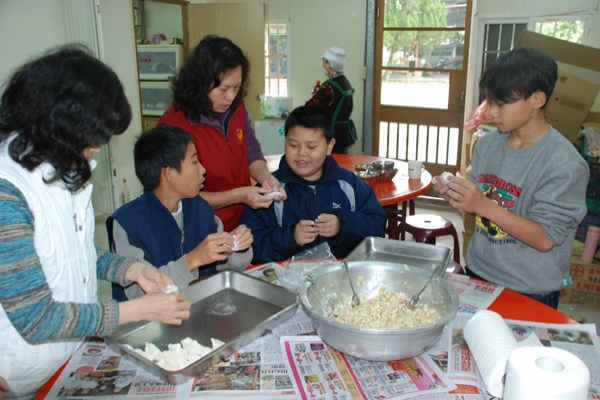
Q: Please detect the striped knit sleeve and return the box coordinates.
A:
[96,246,135,286]
[0,179,117,342]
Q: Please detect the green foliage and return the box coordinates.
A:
[534,20,584,44]
[383,0,452,68]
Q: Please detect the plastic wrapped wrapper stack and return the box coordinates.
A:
[274,242,339,291]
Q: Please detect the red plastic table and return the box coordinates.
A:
[265,154,433,240]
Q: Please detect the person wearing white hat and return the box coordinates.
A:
[306,47,356,154]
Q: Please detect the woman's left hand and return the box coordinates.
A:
[262,175,287,201]
[230,224,253,251]
[124,262,175,294]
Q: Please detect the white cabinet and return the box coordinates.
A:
[255,119,286,156]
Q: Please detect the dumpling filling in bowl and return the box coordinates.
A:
[331,287,442,329]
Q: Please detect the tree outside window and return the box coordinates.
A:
[265,22,289,96]
[534,20,585,44]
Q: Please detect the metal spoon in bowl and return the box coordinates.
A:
[304,274,338,317]
[342,259,360,307]
[408,269,437,309]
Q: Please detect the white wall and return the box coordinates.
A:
[469,0,600,113]
[98,0,144,203]
[288,0,367,154]
[0,0,144,207]
[0,0,67,88]
[475,0,599,17]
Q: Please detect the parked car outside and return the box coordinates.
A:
[422,43,464,70]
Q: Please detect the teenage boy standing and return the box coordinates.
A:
[434,47,589,309]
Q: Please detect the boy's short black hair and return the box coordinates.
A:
[284,106,335,142]
[479,47,557,109]
[134,126,195,191]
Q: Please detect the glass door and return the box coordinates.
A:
[373,0,472,179]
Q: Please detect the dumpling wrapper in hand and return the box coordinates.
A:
[165,285,179,294]
[223,235,239,252]
[437,172,454,186]
[264,191,284,200]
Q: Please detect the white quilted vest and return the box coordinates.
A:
[0,136,98,399]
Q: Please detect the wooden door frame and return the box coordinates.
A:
[372,0,473,180]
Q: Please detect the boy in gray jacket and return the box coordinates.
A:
[434,47,589,308]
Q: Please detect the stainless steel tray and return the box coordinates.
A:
[345,237,451,277]
[106,270,299,384]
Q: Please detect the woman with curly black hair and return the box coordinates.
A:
[158,35,287,232]
[0,45,191,399]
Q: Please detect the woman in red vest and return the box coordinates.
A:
[158,35,286,232]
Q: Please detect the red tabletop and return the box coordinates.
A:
[490,288,577,324]
[266,154,433,207]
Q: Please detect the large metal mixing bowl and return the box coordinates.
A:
[299,261,459,361]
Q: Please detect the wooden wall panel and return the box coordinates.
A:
[187,3,265,123]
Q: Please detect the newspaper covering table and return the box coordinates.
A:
[39,267,599,400]
[281,335,457,400]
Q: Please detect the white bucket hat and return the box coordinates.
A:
[321,46,347,72]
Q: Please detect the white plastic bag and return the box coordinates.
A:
[583,127,600,157]
[273,243,338,291]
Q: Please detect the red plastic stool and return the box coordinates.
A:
[405,214,462,271]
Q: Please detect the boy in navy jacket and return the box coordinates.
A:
[241,106,387,263]
[108,126,253,300]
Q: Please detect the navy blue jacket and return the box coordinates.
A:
[107,191,217,300]
[241,156,387,263]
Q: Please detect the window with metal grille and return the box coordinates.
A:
[265,21,289,96]
[482,23,527,73]
[482,16,590,73]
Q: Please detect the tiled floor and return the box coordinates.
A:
[95,199,600,332]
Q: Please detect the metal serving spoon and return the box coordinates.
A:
[342,259,360,307]
[408,269,437,309]
[304,274,338,318]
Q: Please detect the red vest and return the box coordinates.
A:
[158,104,250,231]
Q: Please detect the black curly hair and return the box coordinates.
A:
[172,35,250,117]
[0,44,131,191]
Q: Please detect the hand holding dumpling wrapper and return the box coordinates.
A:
[264,191,284,199]
[436,171,455,186]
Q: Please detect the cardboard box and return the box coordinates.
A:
[515,31,600,142]
[559,248,600,309]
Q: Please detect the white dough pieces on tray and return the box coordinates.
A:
[125,336,225,371]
